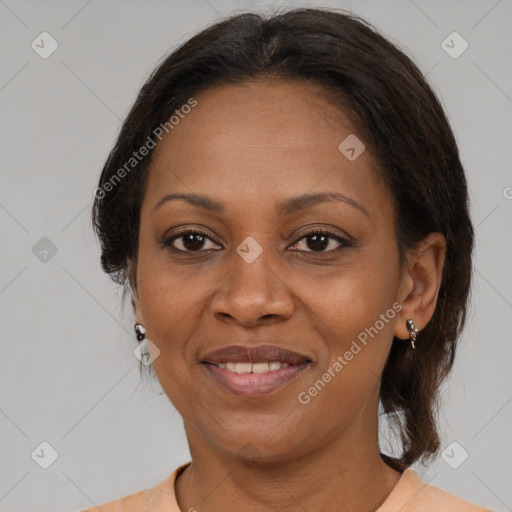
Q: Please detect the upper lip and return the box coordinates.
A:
[201,344,311,365]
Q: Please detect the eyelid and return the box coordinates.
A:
[291,226,354,245]
[289,228,354,252]
[158,226,222,250]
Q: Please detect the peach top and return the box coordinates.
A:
[80,462,493,511]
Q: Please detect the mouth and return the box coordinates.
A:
[200,344,312,398]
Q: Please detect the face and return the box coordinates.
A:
[132,80,412,462]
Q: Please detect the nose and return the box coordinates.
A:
[210,247,295,327]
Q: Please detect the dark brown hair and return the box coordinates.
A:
[92,7,474,471]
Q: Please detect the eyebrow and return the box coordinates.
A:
[152,191,370,218]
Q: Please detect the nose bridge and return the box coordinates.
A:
[210,238,293,325]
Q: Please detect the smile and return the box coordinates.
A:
[217,361,289,373]
[200,344,311,398]
[203,362,309,398]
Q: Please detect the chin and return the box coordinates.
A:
[206,423,312,464]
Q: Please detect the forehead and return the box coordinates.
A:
[144,80,390,218]
[154,79,359,160]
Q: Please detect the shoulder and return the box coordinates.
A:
[78,465,186,512]
[80,487,152,511]
[412,478,493,511]
[378,468,494,512]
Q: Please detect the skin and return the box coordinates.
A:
[130,79,446,512]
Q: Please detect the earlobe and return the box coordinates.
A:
[393,232,446,343]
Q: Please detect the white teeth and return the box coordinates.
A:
[252,362,269,373]
[235,363,252,374]
[217,361,290,373]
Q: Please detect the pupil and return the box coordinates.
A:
[183,234,205,251]
[307,234,328,251]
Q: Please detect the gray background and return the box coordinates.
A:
[0,0,511,511]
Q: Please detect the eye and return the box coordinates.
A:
[160,229,222,252]
[159,228,352,254]
[289,229,352,253]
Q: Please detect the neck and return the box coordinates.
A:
[174,395,403,512]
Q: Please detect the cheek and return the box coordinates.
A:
[135,252,201,384]
[136,237,210,338]
[297,251,400,401]
[300,253,400,344]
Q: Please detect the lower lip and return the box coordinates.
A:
[203,363,309,398]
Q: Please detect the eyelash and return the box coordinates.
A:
[159,228,353,254]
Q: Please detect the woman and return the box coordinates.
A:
[84,8,492,511]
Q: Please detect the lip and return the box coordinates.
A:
[201,344,311,365]
[201,344,311,398]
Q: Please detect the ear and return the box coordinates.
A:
[129,260,145,326]
[394,232,446,340]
